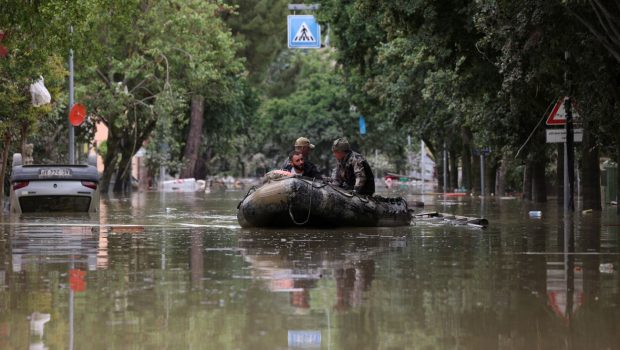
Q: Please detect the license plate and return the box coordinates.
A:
[39,168,72,177]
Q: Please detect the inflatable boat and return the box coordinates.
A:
[237,176,412,228]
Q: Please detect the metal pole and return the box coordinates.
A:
[564,141,569,213]
[565,96,574,211]
[68,27,75,164]
[480,154,485,197]
[443,142,447,194]
[565,51,574,212]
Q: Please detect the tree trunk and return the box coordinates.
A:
[461,127,473,190]
[20,123,28,154]
[195,156,207,180]
[436,149,447,192]
[523,164,532,200]
[532,158,547,203]
[581,126,601,210]
[449,149,458,191]
[113,149,133,194]
[472,153,480,194]
[180,95,204,179]
[496,153,511,196]
[100,139,119,195]
[0,132,11,212]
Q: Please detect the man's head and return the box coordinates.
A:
[294,137,314,157]
[331,137,351,161]
[289,150,305,171]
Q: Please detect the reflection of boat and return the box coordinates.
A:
[237,177,412,228]
[239,232,397,312]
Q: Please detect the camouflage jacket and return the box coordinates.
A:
[332,151,375,195]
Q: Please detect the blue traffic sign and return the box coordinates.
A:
[359,116,366,135]
[287,15,321,49]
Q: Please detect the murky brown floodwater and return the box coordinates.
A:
[1,188,619,349]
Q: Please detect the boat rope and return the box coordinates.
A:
[288,178,315,226]
[237,186,256,209]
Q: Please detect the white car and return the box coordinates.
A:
[9,153,100,214]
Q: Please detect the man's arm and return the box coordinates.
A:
[352,157,367,191]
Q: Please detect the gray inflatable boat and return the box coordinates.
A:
[237,176,412,228]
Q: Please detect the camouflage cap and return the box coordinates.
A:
[294,137,315,149]
[331,137,351,152]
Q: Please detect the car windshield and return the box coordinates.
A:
[19,196,92,213]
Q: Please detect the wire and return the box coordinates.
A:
[515,100,555,159]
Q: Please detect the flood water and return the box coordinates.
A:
[1,188,619,349]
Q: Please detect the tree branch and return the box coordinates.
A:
[591,0,620,47]
[568,7,620,63]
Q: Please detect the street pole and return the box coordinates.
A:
[480,153,485,197]
[564,51,574,212]
[443,141,447,194]
[68,26,75,164]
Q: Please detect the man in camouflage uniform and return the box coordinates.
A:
[331,137,375,196]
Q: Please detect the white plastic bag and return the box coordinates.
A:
[29,76,51,107]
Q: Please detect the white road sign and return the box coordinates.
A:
[545,128,583,143]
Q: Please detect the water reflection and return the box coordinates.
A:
[238,230,405,349]
[1,214,103,350]
[0,192,619,349]
[239,231,397,313]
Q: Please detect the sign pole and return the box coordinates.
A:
[480,153,484,196]
[564,51,574,212]
[68,26,75,165]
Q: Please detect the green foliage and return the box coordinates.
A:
[255,51,349,166]
[224,0,289,85]
[71,0,253,187]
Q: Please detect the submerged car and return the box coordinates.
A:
[9,153,100,214]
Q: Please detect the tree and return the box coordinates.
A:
[224,0,289,85]
[79,0,252,192]
[0,1,101,208]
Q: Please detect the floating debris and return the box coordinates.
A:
[528,211,542,218]
[108,225,145,234]
[413,211,488,228]
[599,263,614,274]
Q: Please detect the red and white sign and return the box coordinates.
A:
[546,96,580,125]
[69,103,87,126]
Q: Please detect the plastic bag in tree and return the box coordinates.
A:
[29,76,51,107]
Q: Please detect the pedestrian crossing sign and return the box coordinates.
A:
[288,15,321,49]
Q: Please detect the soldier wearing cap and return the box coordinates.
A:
[282,137,322,179]
[331,137,375,195]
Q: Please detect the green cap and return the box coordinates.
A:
[332,137,351,152]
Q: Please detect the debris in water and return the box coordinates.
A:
[599,263,614,274]
[528,211,542,218]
